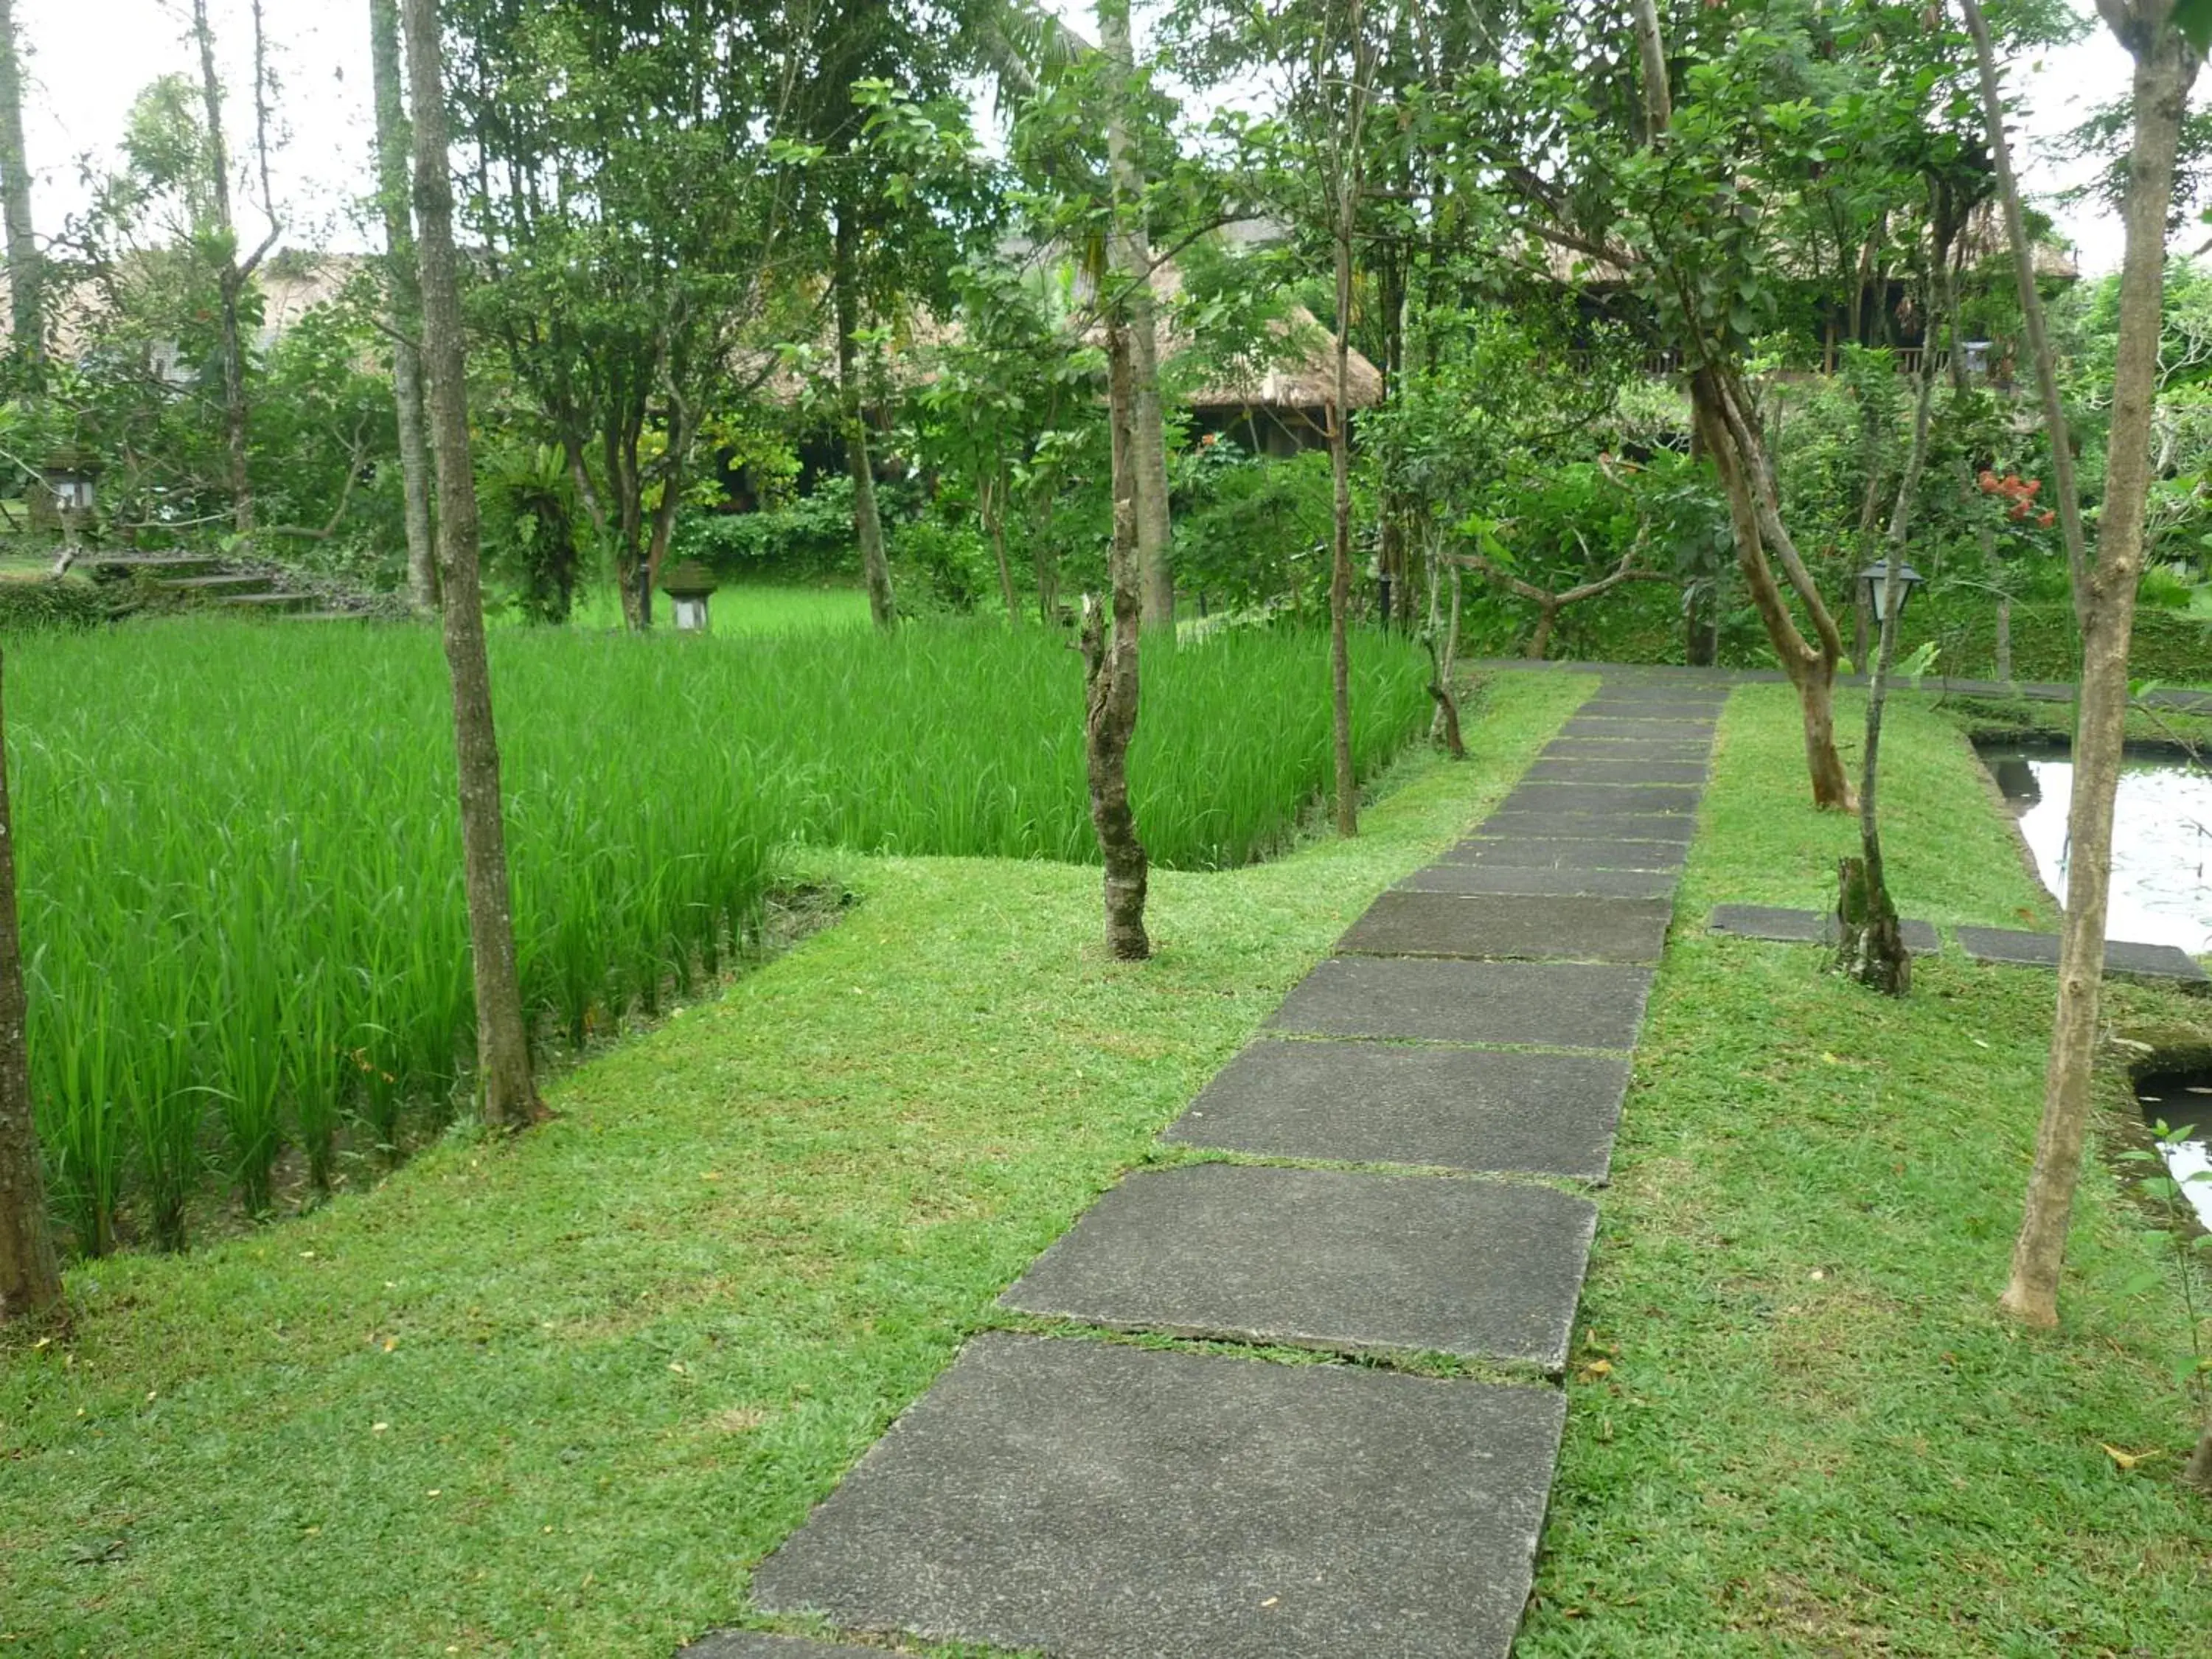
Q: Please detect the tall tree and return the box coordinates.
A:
[0,644,59,1326]
[1099,0,1175,632]
[1087,303,1151,959]
[188,0,281,540]
[402,0,542,1132]
[1325,0,1372,838]
[1986,0,2202,1326]
[0,0,41,367]
[369,0,437,613]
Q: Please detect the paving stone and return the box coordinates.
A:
[1437,836,1686,871]
[1708,904,1940,954]
[751,1332,1566,1659]
[1162,1039,1630,1180]
[1269,956,1652,1048]
[1572,701,1728,720]
[678,1635,881,1658]
[1340,891,1672,963]
[1002,1164,1598,1371]
[1499,782,1703,816]
[1955,925,2208,981]
[1473,810,1697,844]
[1397,863,1678,900]
[1559,715,1717,741]
[1542,737,1714,763]
[1523,757,1710,785]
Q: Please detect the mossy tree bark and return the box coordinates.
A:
[1991,1,2198,1328]
[369,0,437,614]
[835,209,897,633]
[1325,0,1372,841]
[0,0,41,369]
[0,644,58,1326]
[1098,0,1174,634]
[1087,313,1150,960]
[403,0,544,1133]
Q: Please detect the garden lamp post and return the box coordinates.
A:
[1854,559,1924,667]
[659,560,717,633]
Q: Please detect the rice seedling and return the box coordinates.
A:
[11,616,1430,1252]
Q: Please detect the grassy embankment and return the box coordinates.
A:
[1521,684,2212,1655]
[538,583,872,635]
[0,669,1586,1657]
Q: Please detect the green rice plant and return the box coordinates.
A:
[12,616,1430,1250]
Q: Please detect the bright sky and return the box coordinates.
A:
[7,0,2141,272]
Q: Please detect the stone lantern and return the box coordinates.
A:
[659,560,718,633]
[33,445,100,536]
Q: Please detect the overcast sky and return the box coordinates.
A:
[7,0,2143,273]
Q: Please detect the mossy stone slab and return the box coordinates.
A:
[1338,891,1673,964]
[1268,956,1652,1048]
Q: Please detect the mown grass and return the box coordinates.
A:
[1519,684,2212,1655]
[0,671,1589,1658]
[15,616,1430,1254]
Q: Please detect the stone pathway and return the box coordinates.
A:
[728,678,1723,1658]
[1708,903,2207,983]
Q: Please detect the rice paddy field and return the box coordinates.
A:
[15,615,1430,1258]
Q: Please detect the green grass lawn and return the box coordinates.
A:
[0,671,1587,1658]
[1519,684,2212,1655]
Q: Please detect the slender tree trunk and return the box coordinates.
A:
[403,0,542,1133]
[0,645,58,1326]
[0,0,41,367]
[1840,338,1938,994]
[1088,313,1150,960]
[1329,199,1358,839]
[192,0,260,538]
[835,210,896,632]
[1995,593,2014,679]
[1099,0,1173,633]
[2000,13,2197,1329]
[2187,1421,2212,1490]
[1960,0,2091,597]
[984,474,1018,622]
[370,0,437,613]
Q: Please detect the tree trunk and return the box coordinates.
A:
[1099,0,1173,633]
[403,0,543,1133]
[0,0,41,366]
[1088,313,1150,960]
[2187,1421,2212,1491]
[1691,365,1856,810]
[190,0,256,537]
[1527,600,1559,661]
[1995,593,2013,681]
[0,644,58,1326]
[369,0,437,613]
[835,210,896,632]
[1960,0,2092,597]
[984,474,1018,622]
[2000,16,2196,1329]
[1329,195,1358,839]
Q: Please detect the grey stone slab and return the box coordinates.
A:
[678,1635,881,1658]
[1708,904,1939,954]
[1560,715,1717,740]
[752,1332,1566,1659]
[1002,1164,1597,1371]
[1397,863,1679,900]
[1500,782,1703,816]
[1475,810,1698,844]
[1523,757,1711,785]
[1439,836,1686,871]
[1163,1039,1630,1180]
[1955,925,2208,981]
[1573,700,1728,720]
[1270,956,1652,1048]
[1340,891,1672,964]
[1543,737,1714,763]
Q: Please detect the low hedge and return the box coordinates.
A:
[0,576,110,633]
[1898,599,2211,686]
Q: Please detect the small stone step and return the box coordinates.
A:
[153,572,273,597]
[84,552,225,580]
[215,590,319,616]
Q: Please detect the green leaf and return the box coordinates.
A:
[2176,0,2212,52]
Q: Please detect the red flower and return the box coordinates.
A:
[1979,470,2000,493]
[2037,509,2054,528]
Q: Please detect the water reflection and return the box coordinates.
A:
[1978,743,2212,956]
[2135,1073,2212,1231]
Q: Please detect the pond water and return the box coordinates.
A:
[1980,743,2212,1229]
